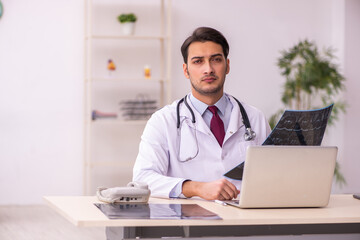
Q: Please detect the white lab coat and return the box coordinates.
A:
[133,93,271,198]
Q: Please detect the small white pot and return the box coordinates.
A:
[122,22,135,35]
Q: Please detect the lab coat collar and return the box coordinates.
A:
[178,93,245,138]
[178,94,212,135]
[189,93,227,116]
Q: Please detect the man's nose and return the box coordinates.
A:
[203,61,214,74]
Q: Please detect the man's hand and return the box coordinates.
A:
[182,179,240,200]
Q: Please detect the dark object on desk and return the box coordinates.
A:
[224,162,244,180]
[224,104,333,180]
[353,194,360,200]
[95,203,221,220]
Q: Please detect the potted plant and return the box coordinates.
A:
[0,1,4,19]
[270,39,347,186]
[117,13,137,35]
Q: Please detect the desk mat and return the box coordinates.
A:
[94,203,222,220]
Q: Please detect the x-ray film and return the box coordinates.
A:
[262,104,333,145]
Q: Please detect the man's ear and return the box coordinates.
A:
[226,59,230,74]
[183,63,190,79]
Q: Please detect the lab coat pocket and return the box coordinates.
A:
[178,118,199,162]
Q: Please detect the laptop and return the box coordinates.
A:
[225,146,337,208]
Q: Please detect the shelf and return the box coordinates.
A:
[86,161,135,167]
[86,35,166,40]
[84,0,172,195]
[86,77,165,83]
[89,119,148,125]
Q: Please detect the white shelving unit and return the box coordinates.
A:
[84,0,171,195]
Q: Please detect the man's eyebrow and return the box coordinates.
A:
[190,53,223,61]
[190,56,204,60]
[210,53,223,58]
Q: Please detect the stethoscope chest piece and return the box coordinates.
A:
[244,127,256,141]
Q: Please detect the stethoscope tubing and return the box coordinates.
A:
[176,95,252,131]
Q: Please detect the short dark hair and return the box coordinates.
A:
[181,27,229,64]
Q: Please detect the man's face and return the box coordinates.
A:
[183,41,230,99]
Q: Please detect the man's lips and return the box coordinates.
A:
[202,76,217,82]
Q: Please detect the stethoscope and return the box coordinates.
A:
[177,95,256,141]
[175,95,256,162]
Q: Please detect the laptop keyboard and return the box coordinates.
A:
[224,199,239,205]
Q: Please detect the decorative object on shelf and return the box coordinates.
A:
[144,65,151,79]
[92,110,118,121]
[119,94,157,120]
[117,13,137,35]
[0,1,3,19]
[107,59,116,76]
[270,39,347,186]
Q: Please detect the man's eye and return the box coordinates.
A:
[212,58,222,62]
[193,60,202,64]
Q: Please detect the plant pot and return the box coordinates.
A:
[122,22,135,36]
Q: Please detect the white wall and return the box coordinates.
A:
[0,0,359,204]
[0,0,84,204]
[343,0,360,194]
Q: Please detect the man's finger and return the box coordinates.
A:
[222,180,239,199]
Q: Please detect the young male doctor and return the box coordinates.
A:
[133,27,271,201]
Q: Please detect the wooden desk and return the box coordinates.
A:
[44,194,360,239]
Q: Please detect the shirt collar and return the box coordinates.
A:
[189,93,228,116]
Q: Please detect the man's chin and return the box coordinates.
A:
[196,87,223,96]
[190,80,224,96]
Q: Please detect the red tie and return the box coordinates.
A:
[208,106,225,147]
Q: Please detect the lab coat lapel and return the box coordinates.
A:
[224,96,244,143]
[178,97,212,136]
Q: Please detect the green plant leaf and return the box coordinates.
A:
[117,13,137,23]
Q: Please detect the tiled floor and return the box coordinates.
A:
[0,205,105,240]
